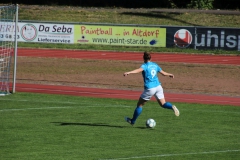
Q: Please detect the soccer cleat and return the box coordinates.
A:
[124,117,134,126]
[172,105,180,116]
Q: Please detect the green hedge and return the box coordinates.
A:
[3,0,239,9]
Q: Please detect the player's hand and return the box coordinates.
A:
[123,72,129,76]
[169,74,174,78]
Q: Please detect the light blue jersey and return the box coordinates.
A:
[141,62,162,89]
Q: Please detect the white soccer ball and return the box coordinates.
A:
[146,118,156,128]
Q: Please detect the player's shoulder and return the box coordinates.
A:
[151,62,161,70]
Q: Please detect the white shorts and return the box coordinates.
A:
[140,85,164,101]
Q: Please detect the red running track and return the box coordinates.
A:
[16,83,240,106]
[16,48,240,106]
[18,48,240,65]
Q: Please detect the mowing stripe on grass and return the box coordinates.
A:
[99,149,240,160]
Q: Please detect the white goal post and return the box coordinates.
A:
[0,4,18,96]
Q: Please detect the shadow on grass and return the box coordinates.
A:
[51,122,148,129]
[121,11,200,26]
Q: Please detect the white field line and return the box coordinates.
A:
[0,105,131,112]
[1,106,239,114]
[99,149,240,160]
[1,99,239,113]
[0,99,132,112]
[1,99,78,104]
[0,106,74,112]
[1,98,132,106]
[1,98,80,104]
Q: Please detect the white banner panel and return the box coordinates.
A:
[0,22,74,43]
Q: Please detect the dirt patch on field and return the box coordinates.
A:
[15,56,240,97]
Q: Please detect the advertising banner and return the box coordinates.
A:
[74,25,166,47]
[1,21,239,51]
[0,22,74,43]
[166,26,240,51]
[195,27,240,51]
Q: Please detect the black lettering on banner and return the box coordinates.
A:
[39,25,50,32]
[52,25,72,33]
[37,37,70,43]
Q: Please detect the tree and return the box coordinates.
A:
[187,0,214,9]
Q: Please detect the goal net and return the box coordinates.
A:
[0,5,18,95]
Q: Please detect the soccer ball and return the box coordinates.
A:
[146,118,156,128]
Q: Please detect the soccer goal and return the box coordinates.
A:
[0,4,18,96]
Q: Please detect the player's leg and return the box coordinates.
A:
[130,97,147,124]
[125,88,153,125]
[156,97,180,116]
[125,97,147,125]
[154,85,180,116]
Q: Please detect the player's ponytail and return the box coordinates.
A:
[143,52,151,62]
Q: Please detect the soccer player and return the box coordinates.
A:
[123,51,180,126]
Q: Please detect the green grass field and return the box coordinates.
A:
[1,92,239,160]
[1,5,239,160]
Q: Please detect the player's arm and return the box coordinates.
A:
[160,70,174,78]
[123,68,143,76]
